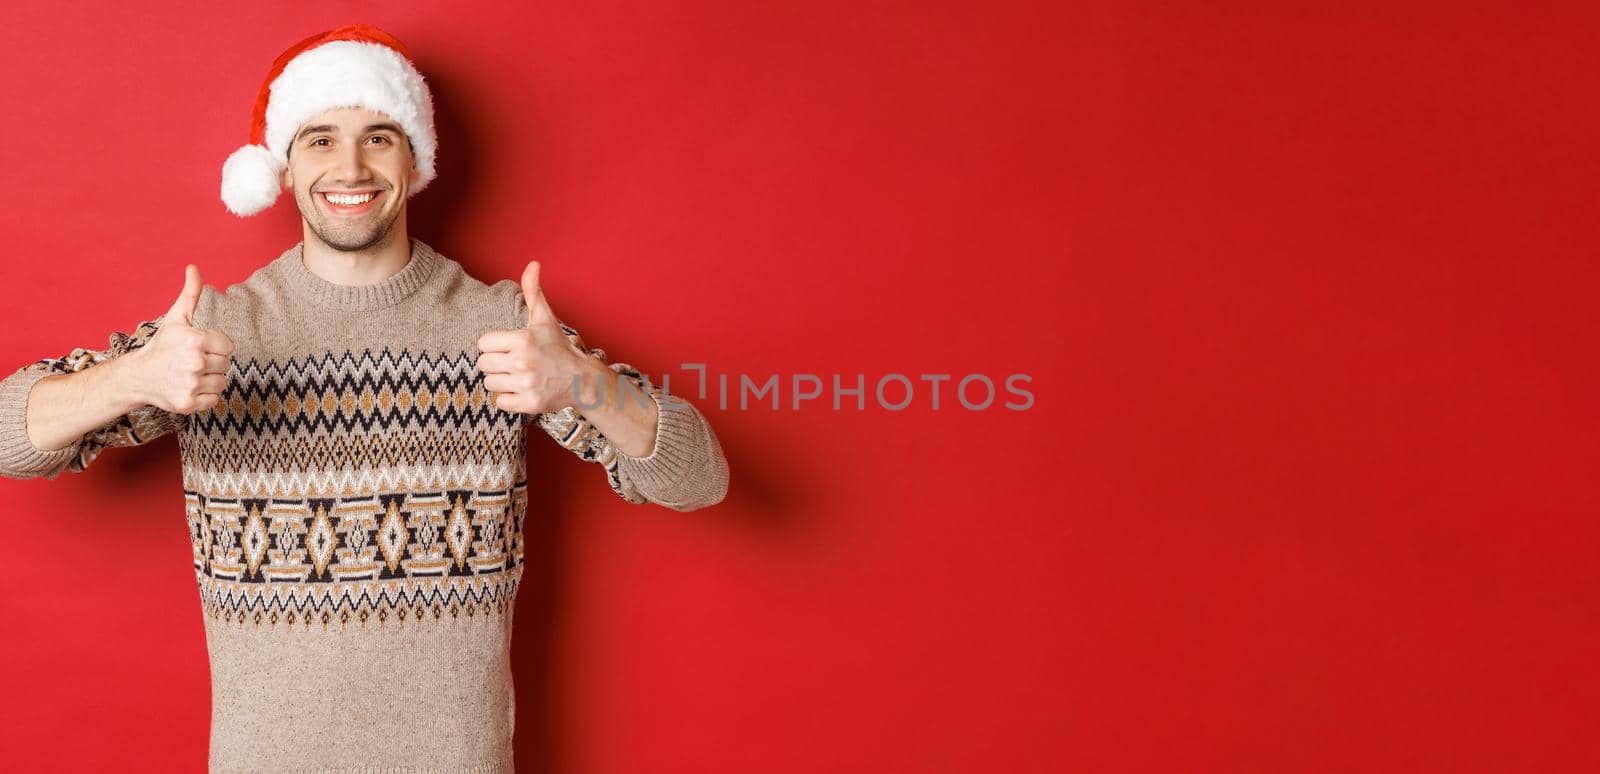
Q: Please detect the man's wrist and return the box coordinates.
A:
[102,351,154,413]
[568,353,609,412]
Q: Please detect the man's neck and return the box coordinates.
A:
[300,225,413,286]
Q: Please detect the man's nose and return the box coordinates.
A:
[331,141,374,183]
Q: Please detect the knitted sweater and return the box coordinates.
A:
[0,238,729,773]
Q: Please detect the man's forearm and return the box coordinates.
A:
[570,356,659,458]
[23,354,149,452]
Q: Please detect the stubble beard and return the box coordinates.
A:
[296,186,401,253]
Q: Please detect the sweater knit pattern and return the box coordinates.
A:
[0,238,729,773]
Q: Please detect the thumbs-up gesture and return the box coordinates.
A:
[126,264,236,414]
[476,260,594,415]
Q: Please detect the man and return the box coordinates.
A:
[0,24,728,773]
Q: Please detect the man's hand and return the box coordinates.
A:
[476,260,596,415]
[125,264,235,415]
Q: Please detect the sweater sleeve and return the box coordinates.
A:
[0,315,179,481]
[509,292,728,510]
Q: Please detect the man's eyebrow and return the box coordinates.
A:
[295,123,404,142]
[295,124,335,142]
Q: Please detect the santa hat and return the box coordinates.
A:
[220,24,437,217]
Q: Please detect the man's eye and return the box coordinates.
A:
[311,138,329,147]
[370,136,390,145]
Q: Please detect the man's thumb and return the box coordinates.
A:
[521,260,555,325]
[169,264,202,326]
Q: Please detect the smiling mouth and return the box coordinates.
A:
[319,190,383,215]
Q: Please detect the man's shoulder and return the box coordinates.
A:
[191,257,281,332]
[429,257,523,331]
[414,241,516,320]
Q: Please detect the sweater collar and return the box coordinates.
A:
[276,237,443,311]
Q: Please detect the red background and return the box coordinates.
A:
[1,2,1595,771]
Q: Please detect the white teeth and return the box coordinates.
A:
[324,192,376,205]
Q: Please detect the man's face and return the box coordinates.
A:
[280,107,420,252]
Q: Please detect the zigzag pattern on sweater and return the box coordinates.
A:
[197,572,521,631]
[179,345,645,503]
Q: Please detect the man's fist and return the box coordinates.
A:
[126,264,236,415]
[476,260,594,415]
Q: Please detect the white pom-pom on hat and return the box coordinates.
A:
[220,24,437,218]
[220,144,284,217]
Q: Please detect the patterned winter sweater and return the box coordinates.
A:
[0,237,729,773]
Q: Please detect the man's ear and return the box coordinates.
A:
[279,166,292,191]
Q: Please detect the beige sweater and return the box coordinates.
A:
[0,238,729,773]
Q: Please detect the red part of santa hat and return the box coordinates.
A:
[220,24,438,217]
